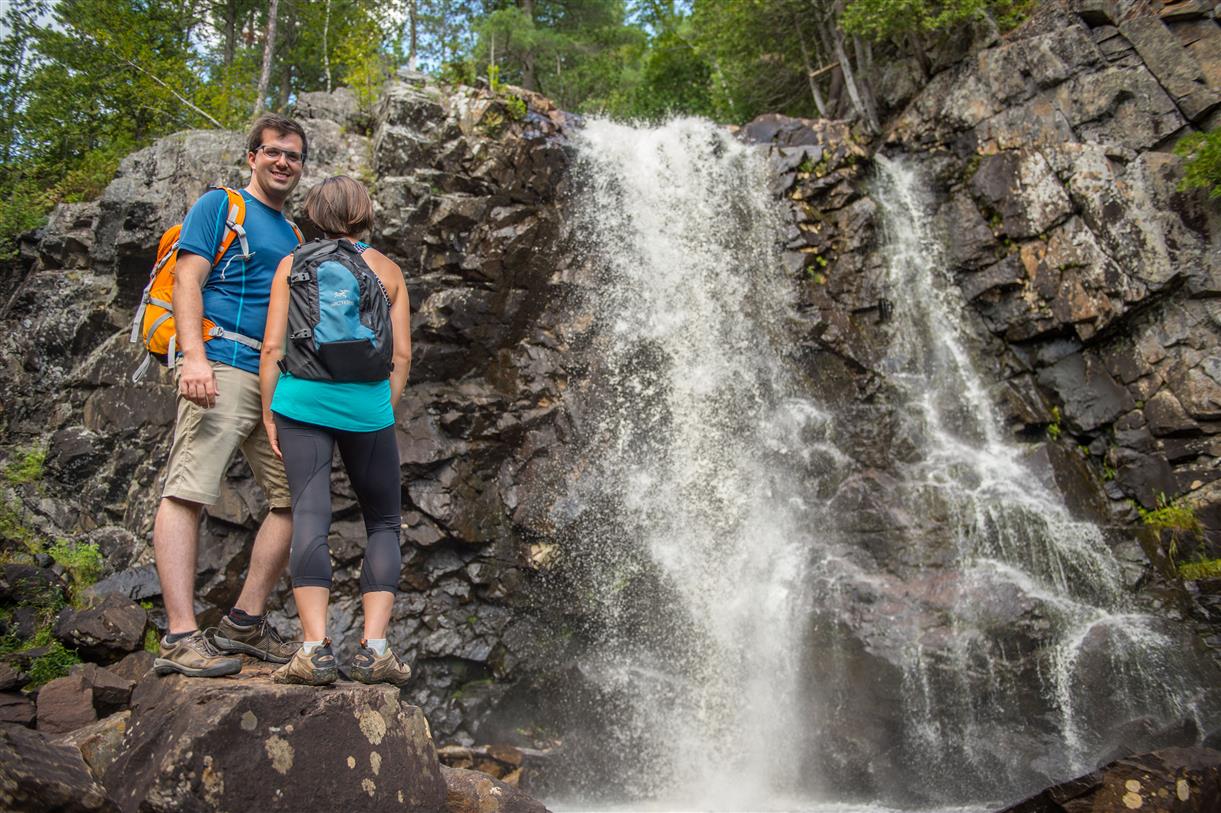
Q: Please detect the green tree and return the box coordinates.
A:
[1175,129,1221,199]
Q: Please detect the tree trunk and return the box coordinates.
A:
[832,30,878,132]
[223,0,237,68]
[406,0,419,71]
[253,0,279,116]
[518,0,538,91]
[791,11,827,118]
[276,3,295,110]
[322,0,332,92]
[852,34,880,124]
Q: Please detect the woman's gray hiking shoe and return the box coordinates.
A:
[271,640,338,686]
[348,641,412,686]
[211,615,299,663]
[153,630,242,677]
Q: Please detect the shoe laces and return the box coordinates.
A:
[257,618,289,645]
[197,628,228,657]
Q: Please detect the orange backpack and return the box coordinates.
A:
[128,186,301,382]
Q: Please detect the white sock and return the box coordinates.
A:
[302,640,324,654]
[365,638,387,656]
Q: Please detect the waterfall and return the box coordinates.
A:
[548,124,1217,810]
[865,156,1214,794]
[559,118,830,809]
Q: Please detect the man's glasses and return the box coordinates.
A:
[254,145,305,165]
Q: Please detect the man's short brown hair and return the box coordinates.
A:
[303,175,375,237]
[247,113,309,160]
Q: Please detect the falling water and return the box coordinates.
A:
[559,118,831,809]
[869,156,1214,792]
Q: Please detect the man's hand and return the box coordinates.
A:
[179,355,219,408]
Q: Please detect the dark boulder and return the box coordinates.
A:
[73,663,134,717]
[36,672,98,735]
[442,765,550,813]
[0,564,64,605]
[54,593,148,664]
[0,692,36,727]
[104,666,448,812]
[0,722,119,812]
[54,711,130,782]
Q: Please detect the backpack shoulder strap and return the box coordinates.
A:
[286,219,304,244]
[209,186,250,262]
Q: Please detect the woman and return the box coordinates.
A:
[259,175,413,685]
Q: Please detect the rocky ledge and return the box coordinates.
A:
[998,746,1221,812]
[2,662,552,813]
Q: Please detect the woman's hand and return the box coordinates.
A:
[265,418,282,460]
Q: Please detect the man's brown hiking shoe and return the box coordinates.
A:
[153,630,242,678]
[271,640,338,686]
[348,641,412,686]
[211,614,299,663]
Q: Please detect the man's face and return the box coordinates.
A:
[247,129,305,201]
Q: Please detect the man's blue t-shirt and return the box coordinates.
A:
[178,189,300,374]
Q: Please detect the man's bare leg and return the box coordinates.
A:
[233,507,292,615]
[152,496,203,635]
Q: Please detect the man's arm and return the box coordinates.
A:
[174,252,218,408]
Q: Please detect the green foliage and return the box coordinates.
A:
[505,94,528,120]
[690,0,816,123]
[439,58,478,86]
[1139,494,1203,537]
[4,447,45,486]
[841,0,1033,41]
[0,496,41,554]
[0,181,48,262]
[617,28,713,120]
[144,626,161,653]
[480,108,507,136]
[1140,493,1203,567]
[47,539,104,601]
[1174,129,1221,199]
[1179,559,1221,581]
[1046,406,1062,441]
[25,630,81,687]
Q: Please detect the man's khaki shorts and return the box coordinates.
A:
[162,361,291,509]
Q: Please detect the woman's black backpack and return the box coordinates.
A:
[279,239,393,382]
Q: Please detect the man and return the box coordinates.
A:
[151,114,309,677]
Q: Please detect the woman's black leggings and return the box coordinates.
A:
[274,414,401,594]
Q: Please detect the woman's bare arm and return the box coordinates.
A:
[259,255,293,458]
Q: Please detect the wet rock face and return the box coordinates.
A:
[104,668,446,813]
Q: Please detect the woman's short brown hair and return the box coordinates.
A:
[303,175,374,237]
